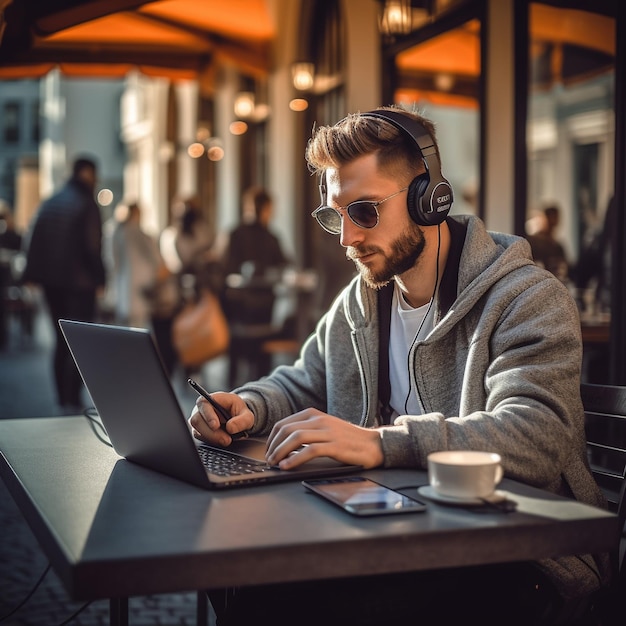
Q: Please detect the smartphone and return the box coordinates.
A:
[302,476,427,517]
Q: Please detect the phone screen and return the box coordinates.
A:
[303,476,427,516]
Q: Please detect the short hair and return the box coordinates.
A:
[543,205,560,219]
[176,197,202,235]
[243,187,272,220]
[305,106,438,185]
[72,156,97,178]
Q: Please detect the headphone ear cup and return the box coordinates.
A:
[407,173,430,225]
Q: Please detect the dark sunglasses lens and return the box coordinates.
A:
[348,202,378,229]
[315,207,342,234]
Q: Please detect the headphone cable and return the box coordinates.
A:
[83,406,113,447]
[56,600,94,625]
[0,563,51,622]
[404,223,442,414]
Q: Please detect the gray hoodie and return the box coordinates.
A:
[237,214,609,600]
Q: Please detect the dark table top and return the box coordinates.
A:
[0,416,618,601]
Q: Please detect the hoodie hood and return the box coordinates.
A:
[345,214,537,333]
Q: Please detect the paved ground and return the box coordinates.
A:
[0,292,225,625]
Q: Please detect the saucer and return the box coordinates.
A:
[417,485,507,506]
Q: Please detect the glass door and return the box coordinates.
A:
[525,2,615,383]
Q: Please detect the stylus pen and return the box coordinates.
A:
[187,378,248,439]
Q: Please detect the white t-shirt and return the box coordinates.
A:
[388,281,435,418]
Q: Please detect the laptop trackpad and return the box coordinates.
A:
[227,436,268,462]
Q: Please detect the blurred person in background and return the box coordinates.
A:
[220,186,289,280]
[218,187,291,385]
[160,195,222,300]
[160,196,215,279]
[525,204,570,283]
[22,156,105,413]
[158,196,221,376]
[103,201,165,328]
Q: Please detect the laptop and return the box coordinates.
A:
[58,319,360,489]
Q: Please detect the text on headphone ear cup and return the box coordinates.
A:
[407,173,430,225]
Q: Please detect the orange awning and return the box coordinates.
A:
[0,0,275,82]
[396,20,480,79]
[394,19,480,110]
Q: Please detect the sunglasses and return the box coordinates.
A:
[311,186,409,235]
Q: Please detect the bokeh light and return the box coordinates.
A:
[289,98,309,112]
[207,145,225,161]
[97,188,114,207]
[229,121,248,135]
[187,142,205,158]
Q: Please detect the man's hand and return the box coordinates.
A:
[188,392,254,447]
[265,409,384,470]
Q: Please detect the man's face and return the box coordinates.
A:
[78,167,97,193]
[325,153,425,289]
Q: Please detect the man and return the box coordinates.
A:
[219,187,291,385]
[23,156,105,412]
[190,107,609,624]
[527,203,569,282]
[221,186,289,278]
[103,201,166,328]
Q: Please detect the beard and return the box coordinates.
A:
[346,223,426,289]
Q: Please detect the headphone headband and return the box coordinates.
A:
[360,109,453,226]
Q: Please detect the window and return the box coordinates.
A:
[525,2,615,383]
[3,102,20,143]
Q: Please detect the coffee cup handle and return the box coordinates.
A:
[495,464,503,485]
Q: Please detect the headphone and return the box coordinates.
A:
[360,109,453,226]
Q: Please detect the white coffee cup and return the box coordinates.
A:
[427,450,503,499]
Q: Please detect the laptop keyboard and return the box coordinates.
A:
[197,445,271,477]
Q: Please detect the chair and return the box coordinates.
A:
[223,282,279,387]
[581,382,626,623]
[1,251,36,346]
